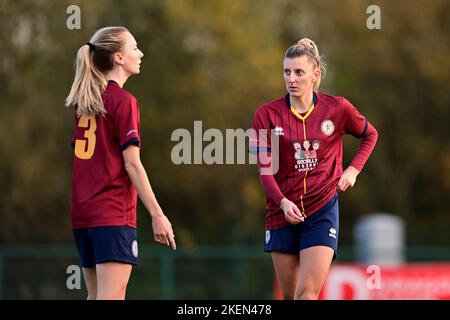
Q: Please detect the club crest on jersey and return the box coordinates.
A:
[265,230,271,244]
[132,240,138,258]
[321,120,335,136]
[274,126,284,136]
[293,140,319,172]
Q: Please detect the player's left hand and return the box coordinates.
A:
[151,212,177,250]
[337,166,359,192]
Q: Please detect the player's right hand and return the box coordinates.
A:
[280,198,304,224]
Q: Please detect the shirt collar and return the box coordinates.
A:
[285,91,318,109]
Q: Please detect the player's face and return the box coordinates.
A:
[283,56,319,97]
[120,32,144,75]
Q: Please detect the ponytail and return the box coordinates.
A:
[65,26,128,117]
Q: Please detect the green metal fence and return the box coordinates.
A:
[0,245,449,299]
[0,245,273,299]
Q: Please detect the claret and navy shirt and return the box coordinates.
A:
[71,81,141,229]
[251,92,378,229]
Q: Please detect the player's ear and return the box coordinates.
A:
[314,68,320,80]
[112,52,124,66]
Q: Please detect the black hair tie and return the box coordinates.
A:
[86,42,95,51]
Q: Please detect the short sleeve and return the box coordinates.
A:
[115,96,140,150]
[341,97,368,138]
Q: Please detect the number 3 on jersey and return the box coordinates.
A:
[74,116,97,160]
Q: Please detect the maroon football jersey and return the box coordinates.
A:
[71,81,140,229]
[252,92,371,229]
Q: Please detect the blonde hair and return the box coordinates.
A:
[65,26,129,117]
[285,37,327,91]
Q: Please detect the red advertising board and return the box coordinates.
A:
[275,264,450,300]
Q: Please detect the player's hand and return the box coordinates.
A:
[280,198,304,224]
[337,166,360,192]
[151,212,176,250]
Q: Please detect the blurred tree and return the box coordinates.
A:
[0,0,448,249]
[280,0,450,245]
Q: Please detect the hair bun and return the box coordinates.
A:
[284,37,326,91]
[297,37,318,55]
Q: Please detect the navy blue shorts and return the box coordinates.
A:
[73,226,138,268]
[264,193,339,259]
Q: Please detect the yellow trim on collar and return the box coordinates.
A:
[290,104,315,121]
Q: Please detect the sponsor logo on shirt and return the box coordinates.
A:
[293,140,320,172]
